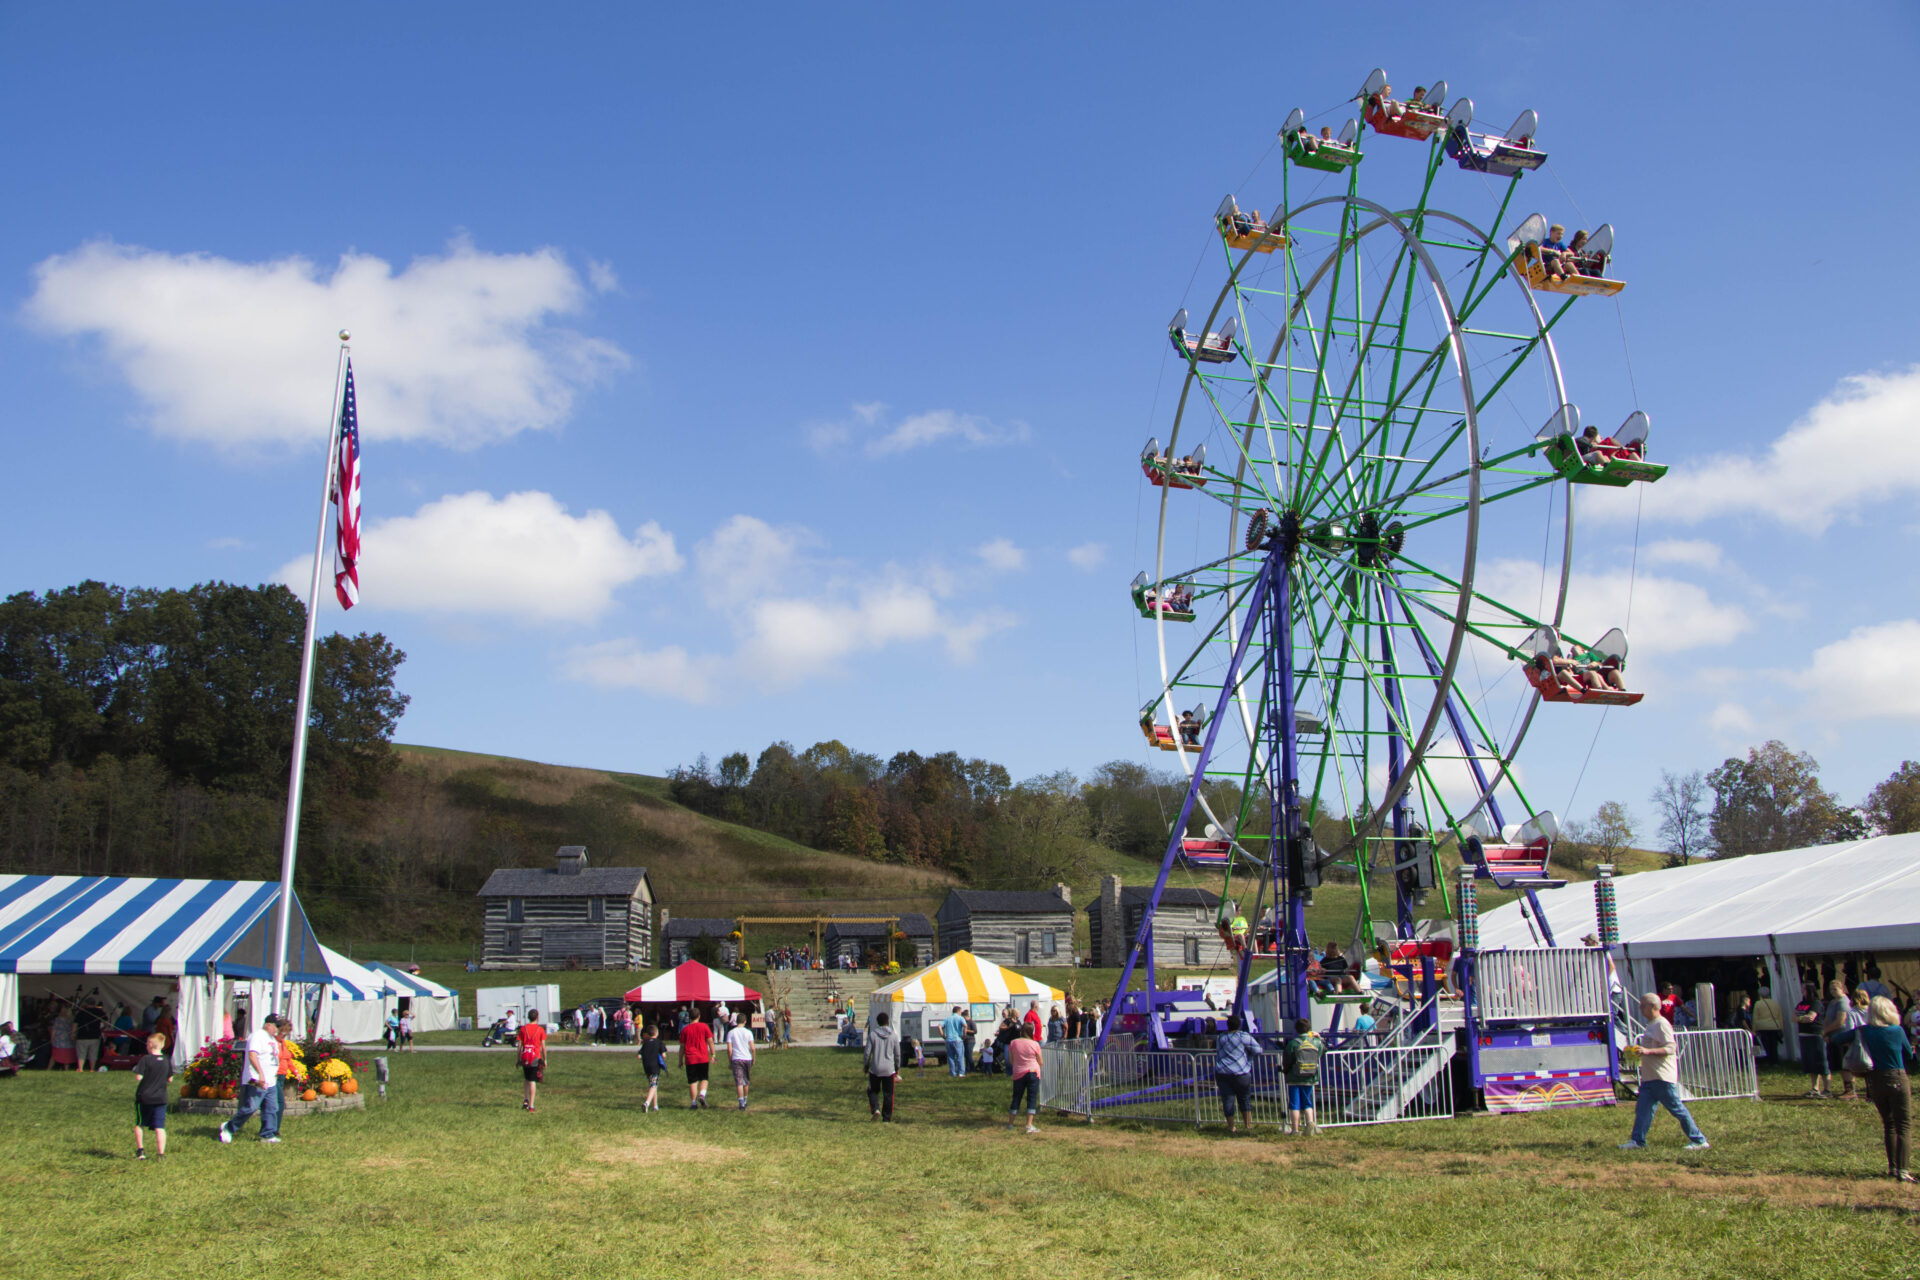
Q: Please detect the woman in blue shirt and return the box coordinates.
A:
[1861,997,1916,1182]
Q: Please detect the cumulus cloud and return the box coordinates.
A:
[564,515,1012,702]
[1474,559,1751,658]
[976,538,1027,572]
[1785,619,1920,722]
[1066,542,1107,571]
[1617,365,1920,532]
[804,401,1029,457]
[1642,539,1723,571]
[25,238,627,450]
[278,490,681,622]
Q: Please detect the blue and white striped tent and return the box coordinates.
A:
[0,874,332,1064]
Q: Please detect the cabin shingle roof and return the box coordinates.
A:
[476,867,649,898]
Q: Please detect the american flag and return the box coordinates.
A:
[332,361,362,609]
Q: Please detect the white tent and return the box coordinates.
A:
[364,962,460,1033]
[869,950,1063,1054]
[1478,834,1920,1060]
[312,945,396,1043]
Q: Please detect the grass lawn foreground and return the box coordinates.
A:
[0,1051,1911,1279]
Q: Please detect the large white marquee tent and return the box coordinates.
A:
[0,874,331,1065]
[1478,834,1920,1059]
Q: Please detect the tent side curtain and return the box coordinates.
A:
[318,944,394,1000]
[0,875,333,982]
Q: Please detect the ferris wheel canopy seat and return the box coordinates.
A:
[1140,436,1209,488]
[1447,109,1546,176]
[1215,194,1288,254]
[1281,110,1364,171]
[1179,837,1233,865]
[1168,308,1239,364]
[1520,623,1644,705]
[1131,573,1197,621]
[1359,70,1453,141]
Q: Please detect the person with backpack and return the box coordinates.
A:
[680,1014,714,1110]
[1283,1018,1323,1136]
[517,1010,548,1113]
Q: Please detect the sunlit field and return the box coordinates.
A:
[0,1051,1910,1280]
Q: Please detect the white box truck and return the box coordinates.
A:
[476,983,562,1029]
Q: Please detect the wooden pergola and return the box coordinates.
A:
[734,916,903,968]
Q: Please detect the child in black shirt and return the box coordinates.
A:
[133,1033,171,1158]
[637,1025,667,1113]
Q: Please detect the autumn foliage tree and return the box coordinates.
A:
[1704,741,1851,858]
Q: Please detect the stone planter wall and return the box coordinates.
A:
[172,1091,366,1117]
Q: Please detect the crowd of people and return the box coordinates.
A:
[2,990,176,1074]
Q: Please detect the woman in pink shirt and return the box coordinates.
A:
[1005,1026,1045,1134]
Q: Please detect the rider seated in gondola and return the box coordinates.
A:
[1166,586,1194,612]
[1176,453,1202,477]
[1295,124,1340,155]
[1532,223,1574,282]
[1575,425,1644,464]
[1177,709,1202,746]
[1571,229,1610,278]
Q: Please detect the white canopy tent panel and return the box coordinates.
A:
[364,962,460,1033]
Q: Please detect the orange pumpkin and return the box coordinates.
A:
[319,1080,339,1097]
[199,1086,216,1099]
[301,1089,318,1102]
[220,1085,237,1100]
[340,1078,359,1095]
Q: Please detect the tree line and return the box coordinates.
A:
[0,580,408,883]
[1559,741,1917,872]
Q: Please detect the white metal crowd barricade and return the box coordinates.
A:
[1672,1028,1759,1102]
[1475,948,1611,1022]
[1038,1041,1455,1129]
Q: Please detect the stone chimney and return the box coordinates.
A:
[1098,874,1124,968]
[1054,882,1071,907]
[556,845,588,876]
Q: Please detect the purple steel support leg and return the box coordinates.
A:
[1093,554,1276,1059]
[1268,557,1311,1030]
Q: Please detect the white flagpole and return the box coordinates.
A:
[270,331,352,1016]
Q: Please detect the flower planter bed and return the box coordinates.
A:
[173,1092,366,1118]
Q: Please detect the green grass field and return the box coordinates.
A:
[2,1052,1911,1279]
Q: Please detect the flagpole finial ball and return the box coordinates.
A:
[338,329,351,343]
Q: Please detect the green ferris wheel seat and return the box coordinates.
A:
[1280,108,1362,172]
[1131,571,1196,622]
[1534,406,1667,487]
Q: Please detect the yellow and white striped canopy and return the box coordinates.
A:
[874,950,1064,1005]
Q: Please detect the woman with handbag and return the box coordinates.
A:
[1823,981,1864,1101]
[1856,997,1916,1181]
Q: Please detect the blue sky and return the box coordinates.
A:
[5,5,1919,841]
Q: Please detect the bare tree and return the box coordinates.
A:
[1650,769,1711,867]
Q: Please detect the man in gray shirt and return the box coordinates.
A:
[1620,992,1709,1151]
[864,1012,901,1122]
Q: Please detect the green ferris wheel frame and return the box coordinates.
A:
[1140,142,1614,924]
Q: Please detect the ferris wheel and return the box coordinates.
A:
[1109,68,1666,1046]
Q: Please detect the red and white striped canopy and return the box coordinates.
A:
[626,960,761,1005]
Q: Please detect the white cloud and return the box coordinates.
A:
[1785,619,1920,722]
[25,238,627,450]
[565,516,1013,701]
[1642,539,1723,571]
[1709,702,1758,735]
[977,538,1027,572]
[1621,365,1920,532]
[562,640,719,702]
[586,259,619,293]
[277,490,681,623]
[869,409,1027,456]
[1067,542,1107,572]
[1475,559,1751,659]
[851,401,887,425]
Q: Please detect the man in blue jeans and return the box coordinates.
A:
[258,1016,288,1143]
[218,1016,283,1145]
[941,1006,967,1078]
[1621,992,1709,1151]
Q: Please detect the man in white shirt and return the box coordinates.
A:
[725,1016,757,1111]
[503,1008,518,1035]
[1620,991,1709,1152]
[219,1019,283,1144]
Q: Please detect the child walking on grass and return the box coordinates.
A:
[133,1033,170,1159]
[638,1024,666,1112]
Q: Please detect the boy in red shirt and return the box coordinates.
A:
[517,1010,548,1112]
[679,1016,713,1110]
